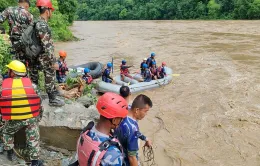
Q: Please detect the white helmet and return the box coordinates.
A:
[143,58,147,61]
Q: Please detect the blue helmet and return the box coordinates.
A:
[142,63,148,68]
[151,52,156,57]
[84,68,90,73]
[122,60,126,64]
[107,62,113,68]
[152,61,156,65]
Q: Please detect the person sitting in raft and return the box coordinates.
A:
[146,52,156,68]
[55,50,68,83]
[82,68,93,84]
[158,62,167,79]
[102,62,114,83]
[140,58,147,75]
[142,64,152,82]
[120,86,132,110]
[141,58,147,74]
[150,61,158,80]
[120,60,133,81]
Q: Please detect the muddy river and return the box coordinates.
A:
[56,21,260,166]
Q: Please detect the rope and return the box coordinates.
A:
[142,146,155,166]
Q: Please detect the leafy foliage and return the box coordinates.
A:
[83,83,98,104]
[76,0,260,20]
[0,35,13,74]
[57,0,78,24]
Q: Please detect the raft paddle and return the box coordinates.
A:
[172,74,180,77]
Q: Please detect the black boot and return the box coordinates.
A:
[48,93,65,107]
[7,149,17,161]
[31,160,44,166]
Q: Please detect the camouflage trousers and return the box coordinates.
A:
[2,117,40,160]
[0,115,4,144]
[28,54,56,95]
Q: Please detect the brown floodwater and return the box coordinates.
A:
[56,21,260,166]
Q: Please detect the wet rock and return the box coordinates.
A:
[40,100,99,128]
[38,100,99,150]
[77,95,93,108]
[15,99,99,151]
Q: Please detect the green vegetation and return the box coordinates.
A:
[0,0,78,41]
[0,35,12,73]
[77,0,260,20]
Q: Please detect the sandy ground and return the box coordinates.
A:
[3,20,259,166]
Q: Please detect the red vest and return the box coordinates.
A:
[150,67,157,75]
[120,64,129,75]
[0,78,41,120]
[77,125,123,166]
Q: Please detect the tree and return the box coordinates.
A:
[119,8,128,19]
[0,0,16,11]
[233,0,250,19]
[57,0,78,24]
[207,0,221,19]
[247,0,260,19]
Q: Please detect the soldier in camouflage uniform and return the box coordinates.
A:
[0,60,43,166]
[28,0,65,107]
[0,0,33,61]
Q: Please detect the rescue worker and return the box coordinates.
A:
[142,64,152,82]
[102,62,114,83]
[120,60,133,81]
[115,94,153,166]
[55,50,68,83]
[140,58,147,75]
[146,52,156,68]
[119,86,131,110]
[0,60,43,166]
[29,0,64,107]
[158,62,167,79]
[0,0,33,61]
[82,68,93,84]
[149,61,158,80]
[75,92,128,166]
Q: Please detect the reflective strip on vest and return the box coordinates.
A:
[0,78,40,120]
[92,151,102,166]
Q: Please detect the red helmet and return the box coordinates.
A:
[36,0,55,11]
[59,50,67,57]
[96,92,128,119]
[162,62,166,66]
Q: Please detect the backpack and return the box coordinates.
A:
[20,21,42,60]
[71,121,124,166]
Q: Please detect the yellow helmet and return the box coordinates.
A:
[6,60,26,75]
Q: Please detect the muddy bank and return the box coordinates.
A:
[56,21,260,166]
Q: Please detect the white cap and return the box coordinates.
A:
[143,58,147,61]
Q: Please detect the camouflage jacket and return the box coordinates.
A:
[0,6,33,41]
[35,17,55,62]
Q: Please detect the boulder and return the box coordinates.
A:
[15,98,99,151]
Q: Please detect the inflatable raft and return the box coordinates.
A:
[69,62,103,79]
[96,67,173,94]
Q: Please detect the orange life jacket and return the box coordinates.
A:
[0,78,41,120]
[120,64,129,75]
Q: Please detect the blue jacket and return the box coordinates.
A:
[143,69,152,82]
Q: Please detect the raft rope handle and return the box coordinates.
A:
[142,146,155,166]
